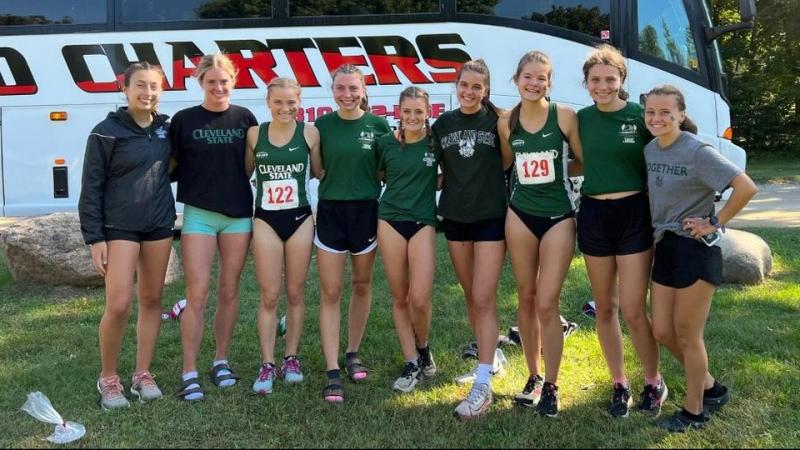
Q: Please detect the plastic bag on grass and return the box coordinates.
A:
[21,392,85,444]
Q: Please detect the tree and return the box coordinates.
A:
[639,25,665,59]
[709,0,800,156]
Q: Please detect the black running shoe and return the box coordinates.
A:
[656,410,708,433]
[535,382,560,418]
[417,347,437,378]
[514,374,544,408]
[608,383,633,418]
[639,379,669,416]
[703,382,730,415]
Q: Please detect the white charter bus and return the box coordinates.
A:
[0,0,755,216]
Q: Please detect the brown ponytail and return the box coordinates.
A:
[456,59,501,115]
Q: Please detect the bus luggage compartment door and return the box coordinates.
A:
[0,104,114,216]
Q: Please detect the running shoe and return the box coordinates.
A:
[130,371,163,403]
[418,348,437,378]
[454,383,492,420]
[639,379,668,416]
[393,362,421,393]
[97,375,130,410]
[535,382,560,418]
[608,383,633,418]
[252,363,278,395]
[281,356,304,383]
[514,374,544,408]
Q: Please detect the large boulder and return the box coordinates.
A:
[0,213,181,287]
[719,229,772,285]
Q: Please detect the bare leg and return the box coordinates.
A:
[318,248,346,370]
[212,232,250,361]
[134,238,173,373]
[99,241,139,378]
[180,234,217,374]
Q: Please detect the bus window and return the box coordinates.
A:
[0,0,106,26]
[456,0,610,39]
[637,0,699,71]
[290,0,439,16]
[120,0,271,23]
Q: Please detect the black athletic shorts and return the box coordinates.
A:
[103,227,173,243]
[509,204,575,241]
[652,232,722,288]
[440,216,505,242]
[577,192,653,256]
[254,206,312,242]
[384,220,427,241]
[314,199,378,254]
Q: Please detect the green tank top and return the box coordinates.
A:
[253,121,309,210]
[509,102,573,217]
[577,102,652,196]
[376,133,439,226]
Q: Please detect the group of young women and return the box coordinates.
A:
[78,44,756,432]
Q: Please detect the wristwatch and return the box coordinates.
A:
[709,215,726,233]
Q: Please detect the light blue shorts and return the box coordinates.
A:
[182,205,252,236]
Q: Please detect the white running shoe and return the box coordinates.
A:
[454,383,492,420]
[393,362,421,393]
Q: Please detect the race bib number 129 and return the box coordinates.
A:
[515,151,556,185]
[261,179,299,210]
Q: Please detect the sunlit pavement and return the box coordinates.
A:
[719,183,800,228]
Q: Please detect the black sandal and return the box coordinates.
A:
[323,378,344,403]
[210,363,241,388]
[176,377,204,402]
[344,354,369,382]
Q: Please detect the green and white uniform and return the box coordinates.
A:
[578,102,652,196]
[375,133,439,226]
[254,121,310,210]
[315,111,392,200]
[509,102,573,217]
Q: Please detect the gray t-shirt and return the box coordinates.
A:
[645,131,742,243]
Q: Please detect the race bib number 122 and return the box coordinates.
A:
[515,151,556,185]
[261,179,299,210]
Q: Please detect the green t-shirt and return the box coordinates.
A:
[577,102,652,196]
[253,121,309,210]
[315,111,391,200]
[432,106,507,222]
[509,102,573,217]
[375,133,439,226]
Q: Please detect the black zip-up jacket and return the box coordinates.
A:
[79,107,176,244]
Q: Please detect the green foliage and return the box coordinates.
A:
[710,0,800,156]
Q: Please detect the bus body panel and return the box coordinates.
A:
[0,21,741,216]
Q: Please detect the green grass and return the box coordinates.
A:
[1,228,798,448]
[746,155,800,185]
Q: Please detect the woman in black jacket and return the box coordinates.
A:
[79,62,175,410]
